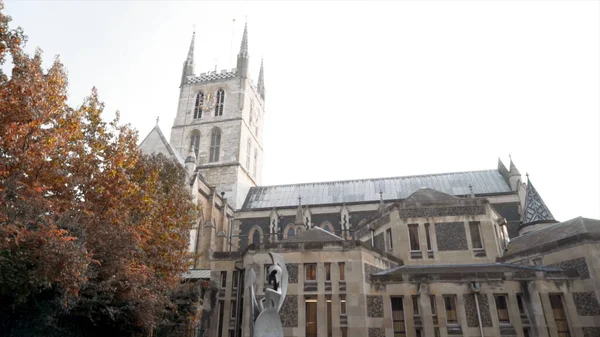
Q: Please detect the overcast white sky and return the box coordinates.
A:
[4,1,599,220]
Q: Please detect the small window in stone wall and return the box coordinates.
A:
[516,294,525,314]
[386,228,393,252]
[305,264,317,281]
[231,300,237,319]
[494,295,510,324]
[391,297,406,337]
[209,128,221,162]
[549,295,571,337]
[325,263,331,281]
[232,270,239,289]
[408,224,420,251]
[425,223,432,251]
[326,295,333,337]
[220,271,227,288]
[214,88,225,116]
[339,262,345,281]
[469,221,483,249]
[340,294,346,315]
[430,295,437,316]
[444,295,458,324]
[412,295,420,316]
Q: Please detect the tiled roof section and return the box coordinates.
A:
[373,263,562,276]
[502,217,600,258]
[522,179,555,226]
[243,170,511,210]
[284,227,345,243]
[187,70,238,84]
[182,269,211,279]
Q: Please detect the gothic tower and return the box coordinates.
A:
[170,24,265,208]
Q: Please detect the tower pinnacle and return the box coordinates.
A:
[180,31,196,87]
[257,58,265,101]
[239,22,248,56]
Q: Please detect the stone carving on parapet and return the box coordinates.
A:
[247,252,288,337]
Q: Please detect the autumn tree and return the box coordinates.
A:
[0,2,199,336]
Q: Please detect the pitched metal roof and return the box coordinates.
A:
[522,178,555,226]
[242,169,511,210]
[187,70,237,84]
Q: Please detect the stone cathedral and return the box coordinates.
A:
[139,25,600,337]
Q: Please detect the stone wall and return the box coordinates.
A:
[463,293,492,327]
[280,295,298,327]
[435,222,468,251]
[287,263,298,283]
[573,292,600,316]
[373,233,385,251]
[549,257,590,279]
[367,295,384,317]
[398,205,485,219]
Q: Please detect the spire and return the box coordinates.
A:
[180,31,196,87]
[239,22,248,56]
[187,31,195,62]
[236,22,249,80]
[509,155,521,176]
[522,176,556,228]
[257,58,265,101]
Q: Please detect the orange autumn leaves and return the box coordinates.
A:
[0,2,198,335]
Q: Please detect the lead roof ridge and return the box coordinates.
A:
[252,169,501,190]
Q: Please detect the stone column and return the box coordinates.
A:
[418,283,434,337]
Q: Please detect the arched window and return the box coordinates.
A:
[287,227,295,238]
[214,89,225,116]
[246,139,251,169]
[193,92,204,119]
[189,130,200,157]
[320,222,335,233]
[249,225,262,245]
[252,150,258,177]
[209,128,221,162]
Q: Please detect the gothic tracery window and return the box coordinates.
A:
[194,92,204,119]
[209,128,221,162]
[214,88,225,116]
[189,130,200,157]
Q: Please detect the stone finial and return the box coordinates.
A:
[303,206,312,229]
[294,196,303,226]
[378,190,385,213]
[257,58,265,101]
